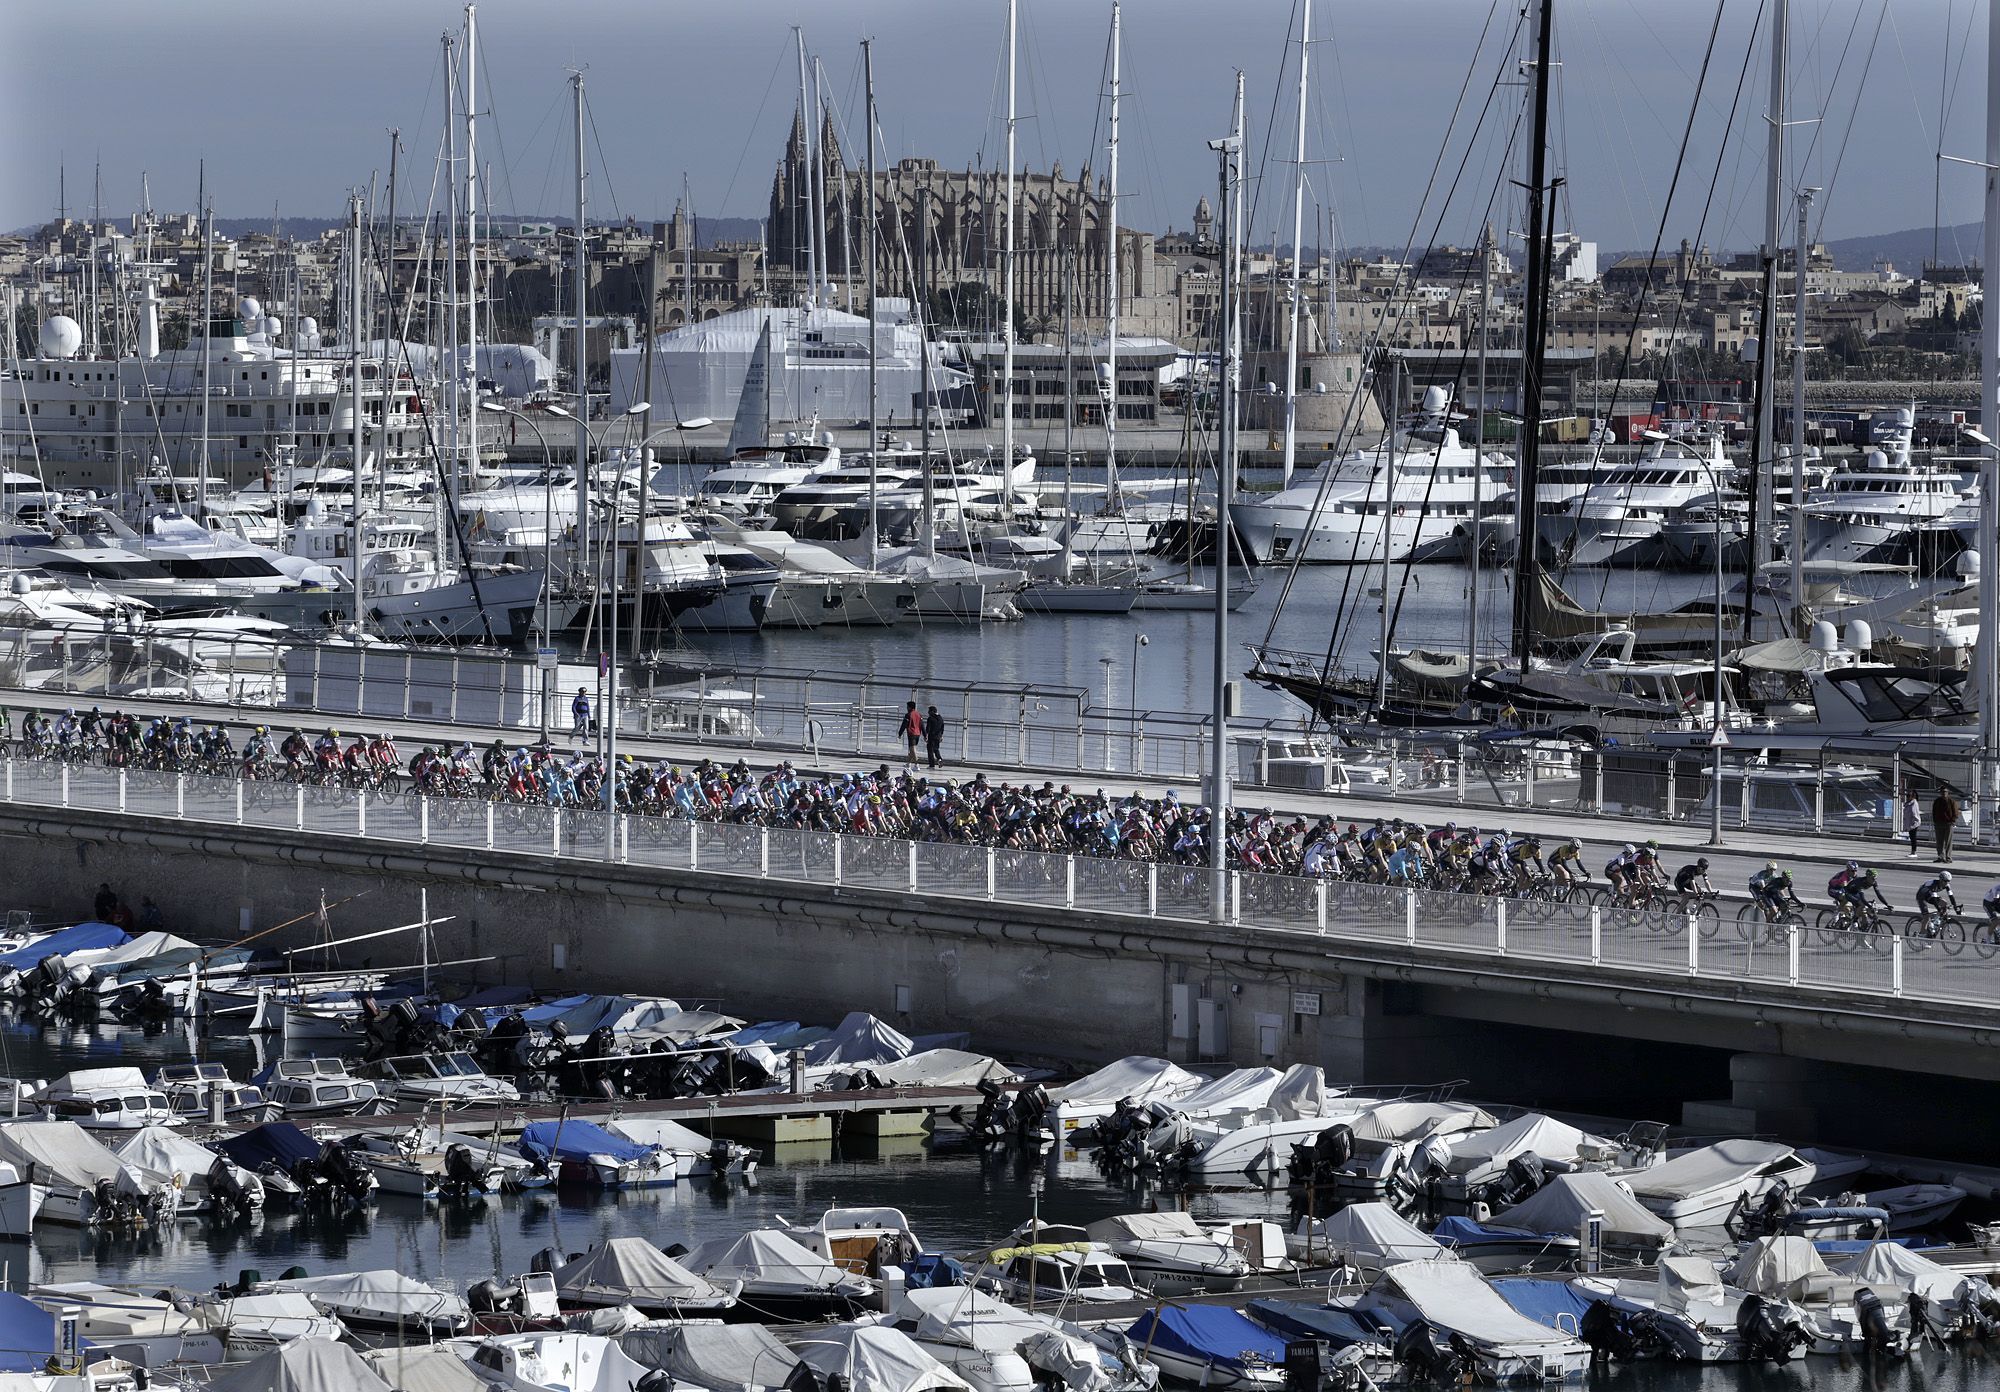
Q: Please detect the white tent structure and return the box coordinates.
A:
[608,306,963,426]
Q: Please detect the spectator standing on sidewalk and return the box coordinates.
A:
[571,689,591,748]
[1902,787,1922,859]
[901,701,923,768]
[924,705,946,769]
[1933,787,1962,864]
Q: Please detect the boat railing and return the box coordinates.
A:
[0,755,1986,1019]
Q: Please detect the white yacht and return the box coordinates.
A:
[1801,431,1963,568]
[1229,387,1515,565]
[255,1057,385,1119]
[716,521,916,626]
[1535,429,1733,567]
[368,1052,521,1109]
[37,1067,182,1133]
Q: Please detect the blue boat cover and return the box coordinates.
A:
[1431,1216,1564,1247]
[1490,1278,1600,1331]
[1126,1306,1287,1369]
[518,1119,656,1164]
[0,1291,90,1372]
[904,1254,965,1290]
[214,1122,321,1171]
[731,1021,805,1046]
[1811,1238,1922,1255]
[515,995,638,1036]
[1246,1298,1384,1349]
[0,922,127,971]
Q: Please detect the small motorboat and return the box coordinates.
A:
[516,1120,676,1188]
[683,1229,876,1322]
[257,1269,470,1337]
[1123,1306,1283,1389]
[1085,1213,1250,1294]
[547,1237,740,1317]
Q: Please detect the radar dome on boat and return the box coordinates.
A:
[1956,549,1980,579]
[9,574,29,596]
[237,296,262,322]
[37,316,81,359]
[299,316,319,337]
[1845,620,1872,653]
[1809,620,1838,653]
[260,315,282,337]
[1421,385,1450,413]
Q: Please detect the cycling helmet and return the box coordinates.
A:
[1846,860,1860,872]
[1622,843,1636,855]
[1569,837,1581,849]
[1646,839,1659,850]
[1696,857,1710,869]
[1765,861,1778,872]
[1940,870,1953,883]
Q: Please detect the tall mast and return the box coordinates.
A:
[1105,0,1122,512]
[864,37,880,567]
[1789,187,1811,633]
[1507,0,1556,671]
[1062,251,1075,573]
[795,31,818,307]
[1751,0,1787,575]
[572,72,590,570]
[349,193,365,628]
[1468,223,1491,664]
[919,185,937,558]
[196,183,213,510]
[1208,73,1244,925]
[1978,0,2000,839]
[443,33,461,518]
[812,59,832,306]
[1280,0,1310,491]
[383,130,399,516]
[1001,0,1018,524]
[682,173,694,323]
[463,4,480,504]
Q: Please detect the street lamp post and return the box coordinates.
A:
[483,401,558,741]
[1131,632,1149,773]
[1099,656,1116,773]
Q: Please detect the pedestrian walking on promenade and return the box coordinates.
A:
[1934,788,1961,864]
[571,688,591,748]
[901,701,923,767]
[924,705,946,769]
[1903,787,1921,858]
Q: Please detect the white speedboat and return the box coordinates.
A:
[778,1206,925,1277]
[191,1290,348,1357]
[549,1238,740,1316]
[368,1052,521,1109]
[1627,1139,1817,1230]
[1084,1212,1250,1294]
[37,1067,182,1133]
[257,1269,471,1336]
[604,1115,758,1177]
[969,1223,1144,1307]
[255,1057,386,1118]
[1050,1057,1203,1135]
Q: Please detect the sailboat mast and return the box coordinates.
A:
[444,33,461,520]
[1001,0,1018,525]
[349,193,365,628]
[1469,224,1491,665]
[463,4,480,507]
[1208,72,1244,926]
[1507,0,1556,672]
[1978,0,2000,838]
[795,32,818,306]
[383,130,399,516]
[1751,0,1787,583]
[572,72,590,570]
[197,189,213,509]
[1789,187,1811,632]
[1105,0,1122,510]
[1280,0,1310,492]
[1379,358,1394,710]
[864,37,879,569]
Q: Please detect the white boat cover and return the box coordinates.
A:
[687,1229,862,1293]
[1629,1140,1804,1202]
[1316,1203,1454,1266]
[1725,1237,1827,1299]
[621,1323,804,1391]
[895,1286,1058,1350]
[1444,1114,1600,1176]
[805,1013,915,1067]
[1832,1242,1972,1305]
[271,1271,470,1326]
[1166,1068,1284,1118]
[0,1121,146,1192]
[1266,1065,1332,1120]
[1350,1102,1496,1143]
[83,932,197,972]
[623,1007,746,1043]
[1489,1172,1674,1245]
[554,1238,728,1305]
[1052,1057,1202,1108]
[793,1323,975,1392]
[115,1125,227,1184]
[1377,1260,1581,1350]
[211,1337,394,1392]
[867,1049,1020,1087]
[1085,1211,1209,1246]
[606,1116,720,1154]
[42,1066,152,1094]
[1656,1255,1727,1314]
[361,1346,492,1392]
[566,1305,652,1336]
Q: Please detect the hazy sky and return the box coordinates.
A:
[1,1,1984,259]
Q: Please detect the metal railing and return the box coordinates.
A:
[3,757,1988,1016]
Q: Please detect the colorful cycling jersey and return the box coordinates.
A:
[1548,843,1581,865]
[1917,877,1954,904]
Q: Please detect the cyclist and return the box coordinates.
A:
[1604,843,1639,899]
[1827,861,1890,926]
[242,725,272,767]
[1507,833,1546,891]
[1748,862,1803,922]
[1672,857,1714,896]
[1386,837,1424,887]
[368,732,398,774]
[1982,881,2000,942]
[1914,870,1959,931]
[1632,840,1667,892]
[1548,837,1585,888]
[279,729,309,774]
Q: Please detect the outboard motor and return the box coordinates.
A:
[1490,1152,1548,1209]
[1392,1320,1462,1384]
[1854,1287,1898,1357]
[1012,1082,1051,1139]
[528,1246,562,1275]
[442,1143,488,1197]
[1727,1179,1795,1239]
[1735,1294,1805,1364]
[467,1279,523,1316]
[207,1157,256,1222]
[320,1140,373,1201]
[971,1078,1009,1140]
[1094,1098,1143,1149]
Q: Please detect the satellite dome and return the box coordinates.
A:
[37,316,82,359]
[260,315,282,337]
[237,296,263,323]
[299,316,320,337]
[1421,384,1450,413]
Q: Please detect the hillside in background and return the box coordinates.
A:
[1822,221,1981,273]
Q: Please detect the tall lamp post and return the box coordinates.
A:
[1647,428,1728,846]
[1131,632,1148,773]
[483,401,560,741]
[1099,656,1116,773]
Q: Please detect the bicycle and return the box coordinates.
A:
[1814,899,1894,938]
[1902,908,1966,956]
[1735,897,1805,943]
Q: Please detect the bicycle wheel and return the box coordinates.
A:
[1814,906,1845,933]
[1936,917,1966,955]
[1734,903,1762,941]
[1693,901,1721,939]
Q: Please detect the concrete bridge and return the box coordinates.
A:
[3,756,1998,1160]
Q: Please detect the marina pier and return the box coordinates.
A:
[3,714,1996,1159]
